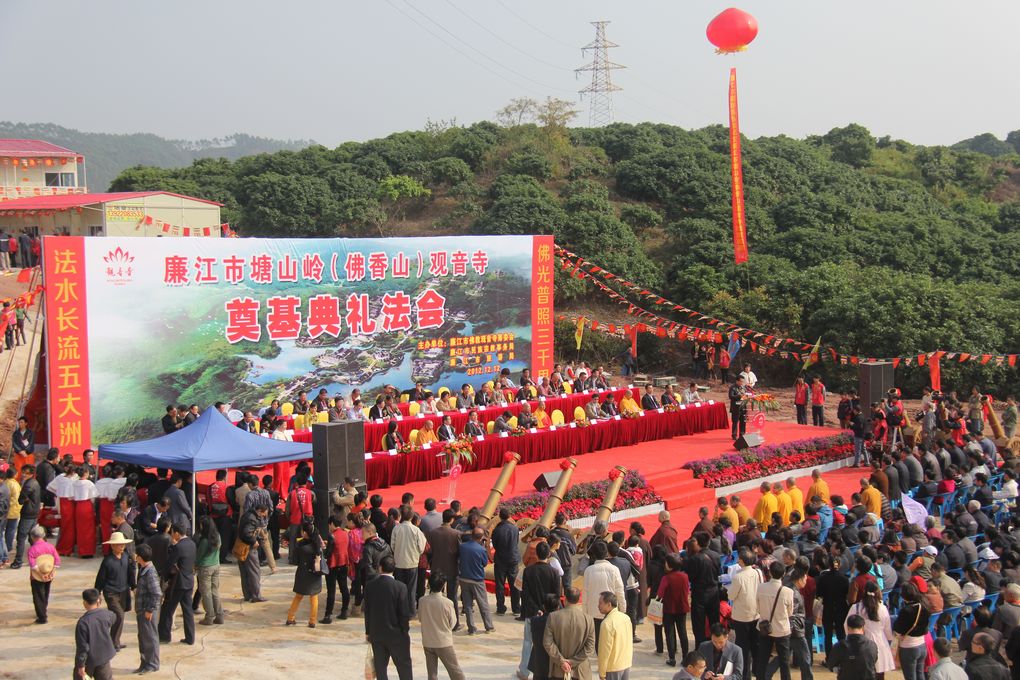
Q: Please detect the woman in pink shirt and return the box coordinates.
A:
[27,524,60,623]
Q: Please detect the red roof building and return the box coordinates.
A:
[1,138,86,201]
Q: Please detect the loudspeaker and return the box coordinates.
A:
[734,433,764,450]
[859,361,896,409]
[311,421,366,534]
[533,471,562,492]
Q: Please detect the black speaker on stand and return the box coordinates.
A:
[859,361,896,430]
[311,421,366,536]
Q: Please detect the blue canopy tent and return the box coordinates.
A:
[98,406,313,531]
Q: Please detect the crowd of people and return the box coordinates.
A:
[7,364,1020,680]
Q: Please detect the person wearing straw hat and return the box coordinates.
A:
[27,523,59,623]
[95,530,136,650]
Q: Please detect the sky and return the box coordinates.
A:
[2,1,1018,147]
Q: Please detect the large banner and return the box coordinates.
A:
[42,235,554,446]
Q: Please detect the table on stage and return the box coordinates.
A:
[292,401,728,490]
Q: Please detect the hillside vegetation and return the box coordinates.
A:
[0,122,311,193]
[107,109,1020,393]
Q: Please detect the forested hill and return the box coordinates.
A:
[0,122,312,192]
[107,112,1020,392]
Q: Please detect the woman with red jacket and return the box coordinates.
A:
[319,514,350,624]
[656,552,691,667]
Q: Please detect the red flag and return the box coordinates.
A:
[728,68,749,264]
[929,353,942,392]
[16,268,32,283]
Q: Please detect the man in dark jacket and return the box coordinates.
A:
[521,542,561,620]
[360,523,394,584]
[75,588,119,680]
[134,543,163,673]
[552,513,577,592]
[157,523,195,645]
[491,508,521,617]
[11,464,40,568]
[825,614,878,680]
[18,231,31,268]
[236,507,266,603]
[364,556,413,680]
[427,510,461,620]
[966,632,1010,680]
[36,448,58,507]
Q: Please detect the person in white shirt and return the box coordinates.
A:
[728,549,761,680]
[583,541,626,647]
[271,421,293,442]
[740,364,758,390]
[390,506,427,616]
[71,466,99,558]
[682,382,703,405]
[994,469,1018,504]
[48,465,79,556]
[420,395,440,415]
[754,562,794,680]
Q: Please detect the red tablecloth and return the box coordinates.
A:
[300,401,727,490]
[292,388,629,454]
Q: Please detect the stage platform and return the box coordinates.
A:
[375,422,843,516]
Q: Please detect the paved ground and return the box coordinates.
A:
[0,550,847,680]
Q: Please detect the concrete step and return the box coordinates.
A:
[653,376,677,387]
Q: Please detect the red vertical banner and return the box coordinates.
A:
[929,352,942,392]
[531,236,555,379]
[728,67,749,264]
[42,236,91,451]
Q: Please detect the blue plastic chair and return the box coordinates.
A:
[933,490,957,517]
[939,606,963,641]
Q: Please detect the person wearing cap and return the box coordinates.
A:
[909,545,939,581]
[95,531,136,650]
[27,523,59,623]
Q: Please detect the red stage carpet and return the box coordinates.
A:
[375,422,841,512]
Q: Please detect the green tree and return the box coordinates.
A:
[823,124,875,167]
[377,175,431,221]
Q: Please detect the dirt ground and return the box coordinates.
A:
[0,549,842,680]
[0,267,43,454]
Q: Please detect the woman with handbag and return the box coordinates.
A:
[893,582,931,680]
[656,553,691,667]
[286,519,324,628]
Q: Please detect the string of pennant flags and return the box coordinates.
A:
[135,214,234,237]
[556,245,1020,369]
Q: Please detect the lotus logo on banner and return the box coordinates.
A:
[103,246,135,286]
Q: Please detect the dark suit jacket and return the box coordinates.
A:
[428,525,461,578]
[364,574,411,639]
[236,420,256,433]
[642,394,660,410]
[167,536,196,591]
[437,424,457,441]
[11,427,34,453]
[697,640,744,680]
[165,485,192,526]
[135,504,161,539]
[522,561,562,619]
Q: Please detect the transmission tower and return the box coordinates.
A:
[575,21,624,127]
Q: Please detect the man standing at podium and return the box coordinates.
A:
[729,375,748,442]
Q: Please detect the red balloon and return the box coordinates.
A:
[706,7,758,53]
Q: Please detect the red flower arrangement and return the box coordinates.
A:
[683,434,853,488]
[500,470,663,522]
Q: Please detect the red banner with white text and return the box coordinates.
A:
[729,68,749,264]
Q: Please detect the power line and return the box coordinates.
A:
[576,21,624,127]
[442,0,571,72]
[493,0,578,49]
[398,0,575,95]
[380,0,548,98]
